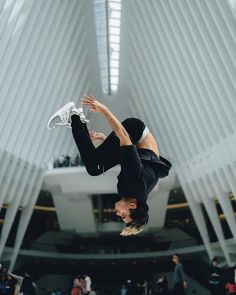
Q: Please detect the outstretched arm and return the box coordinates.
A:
[82,95,132,146]
[9,272,23,281]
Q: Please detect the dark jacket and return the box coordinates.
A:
[117,146,172,201]
[20,277,35,294]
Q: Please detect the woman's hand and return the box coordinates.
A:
[89,131,106,142]
[82,94,132,146]
[81,95,108,114]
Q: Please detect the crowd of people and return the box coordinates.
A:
[0,267,94,295]
[70,275,94,295]
[47,154,83,169]
[0,256,235,295]
[163,255,236,295]
[0,266,36,295]
[116,254,185,295]
[117,255,236,295]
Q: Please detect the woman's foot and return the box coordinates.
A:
[47,102,88,129]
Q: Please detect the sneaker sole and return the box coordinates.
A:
[47,102,75,129]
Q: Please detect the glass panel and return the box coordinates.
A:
[110,60,119,67]
[111,51,119,59]
[109,27,120,35]
[110,35,120,43]
[110,10,121,18]
[110,76,118,84]
[109,2,121,10]
[110,43,119,51]
[109,18,120,27]
[227,0,236,9]
[110,68,119,75]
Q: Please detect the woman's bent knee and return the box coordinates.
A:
[86,167,103,176]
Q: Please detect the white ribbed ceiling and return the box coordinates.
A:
[0,0,101,269]
[0,0,235,268]
[119,0,236,266]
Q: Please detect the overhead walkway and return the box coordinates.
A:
[43,166,176,234]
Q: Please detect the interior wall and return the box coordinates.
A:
[117,0,236,265]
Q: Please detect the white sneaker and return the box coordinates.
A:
[77,107,89,124]
[47,102,88,129]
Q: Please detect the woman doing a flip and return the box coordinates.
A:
[47,95,171,236]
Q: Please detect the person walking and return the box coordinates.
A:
[172,254,187,295]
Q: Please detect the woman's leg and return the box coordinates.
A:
[121,118,146,144]
[71,115,121,175]
[71,116,146,175]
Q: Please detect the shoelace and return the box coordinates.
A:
[79,113,89,123]
[61,109,70,121]
[77,108,89,123]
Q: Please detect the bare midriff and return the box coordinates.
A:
[136,131,160,157]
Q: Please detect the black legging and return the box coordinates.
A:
[71,115,146,176]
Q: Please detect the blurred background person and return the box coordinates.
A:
[208,258,224,295]
[172,254,187,295]
[156,276,170,295]
[71,275,83,295]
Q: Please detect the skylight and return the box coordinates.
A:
[227,0,236,17]
[94,0,122,95]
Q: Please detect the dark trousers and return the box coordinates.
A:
[71,116,146,176]
[173,283,185,295]
[209,285,224,295]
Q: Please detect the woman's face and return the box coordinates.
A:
[212,260,218,267]
[115,198,137,224]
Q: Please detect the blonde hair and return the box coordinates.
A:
[119,199,149,236]
[120,223,145,236]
